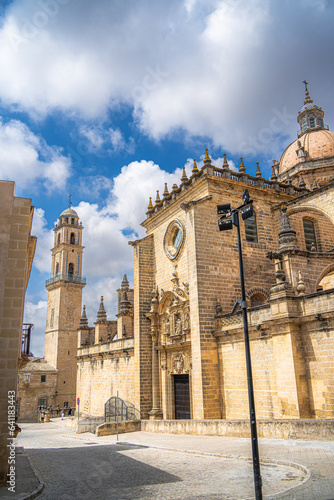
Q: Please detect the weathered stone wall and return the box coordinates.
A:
[45,282,84,410]
[76,337,135,417]
[142,418,334,441]
[0,181,35,485]
[215,290,334,420]
[132,235,155,418]
[96,420,141,436]
[17,369,57,422]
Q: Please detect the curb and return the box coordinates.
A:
[21,454,44,500]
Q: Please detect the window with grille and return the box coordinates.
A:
[245,214,258,243]
[303,219,316,251]
[41,375,46,383]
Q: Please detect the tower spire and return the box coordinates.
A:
[302,80,313,105]
[68,190,72,208]
[96,296,107,322]
[298,81,325,136]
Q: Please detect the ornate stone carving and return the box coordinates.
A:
[172,353,184,374]
[278,206,298,251]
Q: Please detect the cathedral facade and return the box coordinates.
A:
[19,87,334,425]
[76,86,334,422]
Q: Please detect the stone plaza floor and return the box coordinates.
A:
[0,418,334,499]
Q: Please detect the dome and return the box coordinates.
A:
[60,207,78,218]
[279,129,334,175]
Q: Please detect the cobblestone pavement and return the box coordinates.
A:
[2,420,334,500]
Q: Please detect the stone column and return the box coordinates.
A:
[160,355,168,419]
[148,331,163,419]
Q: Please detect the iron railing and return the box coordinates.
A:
[22,323,33,356]
[104,396,141,422]
[45,273,86,286]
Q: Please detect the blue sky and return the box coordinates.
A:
[0,0,333,356]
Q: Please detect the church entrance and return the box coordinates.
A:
[174,374,191,419]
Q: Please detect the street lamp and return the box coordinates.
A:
[217,189,262,500]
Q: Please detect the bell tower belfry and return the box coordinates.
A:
[44,202,86,410]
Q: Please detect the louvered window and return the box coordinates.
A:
[245,214,258,243]
[303,219,316,251]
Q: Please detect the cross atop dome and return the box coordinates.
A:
[302,80,313,105]
[298,81,326,137]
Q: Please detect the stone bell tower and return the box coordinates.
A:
[44,200,86,410]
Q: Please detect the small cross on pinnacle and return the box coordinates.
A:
[68,192,72,208]
[303,80,309,92]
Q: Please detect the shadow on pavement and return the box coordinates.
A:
[27,443,182,500]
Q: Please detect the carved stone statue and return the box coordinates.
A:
[175,316,182,335]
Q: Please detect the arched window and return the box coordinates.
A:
[57,234,60,245]
[250,293,266,307]
[55,262,59,275]
[70,233,75,245]
[71,218,75,224]
[68,263,74,275]
[309,116,315,128]
[245,214,258,243]
[303,219,316,251]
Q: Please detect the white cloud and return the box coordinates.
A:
[31,207,54,273]
[0,1,332,155]
[78,175,113,199]
[108,159,194,231]
[79,125,105,150]
[75,201,134,278]
[79,124,135,154]
[81,276,122,330]
[0,118,71,191]
[24,299,47,358]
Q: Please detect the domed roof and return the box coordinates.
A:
[60,207,78,218]
[279,129,334,175]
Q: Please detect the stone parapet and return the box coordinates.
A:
[96,420,141,436]
[77,336,134,358]
[145,165,305,222]
[142,419,334,441]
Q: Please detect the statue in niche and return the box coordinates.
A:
[164,317,170,336]
[172,295,179,306]
[184,311,190,331]
[175,315,182,336]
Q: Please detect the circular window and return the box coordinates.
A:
[164,220,185,260]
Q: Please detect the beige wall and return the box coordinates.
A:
[17,369,57,422]
[76,337,135,417]
[0,181,35,485]
[215,290,334,420]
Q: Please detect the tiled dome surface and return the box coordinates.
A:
[279,129,334,174]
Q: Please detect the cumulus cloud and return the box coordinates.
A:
[78,175,113,200]
[24,299,48,357]
[79,125,135,154]
[31,207,54,273]
[0,118,71,191]
[0,0,332,155]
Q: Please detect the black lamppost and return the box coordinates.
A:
[217,189,262,500]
